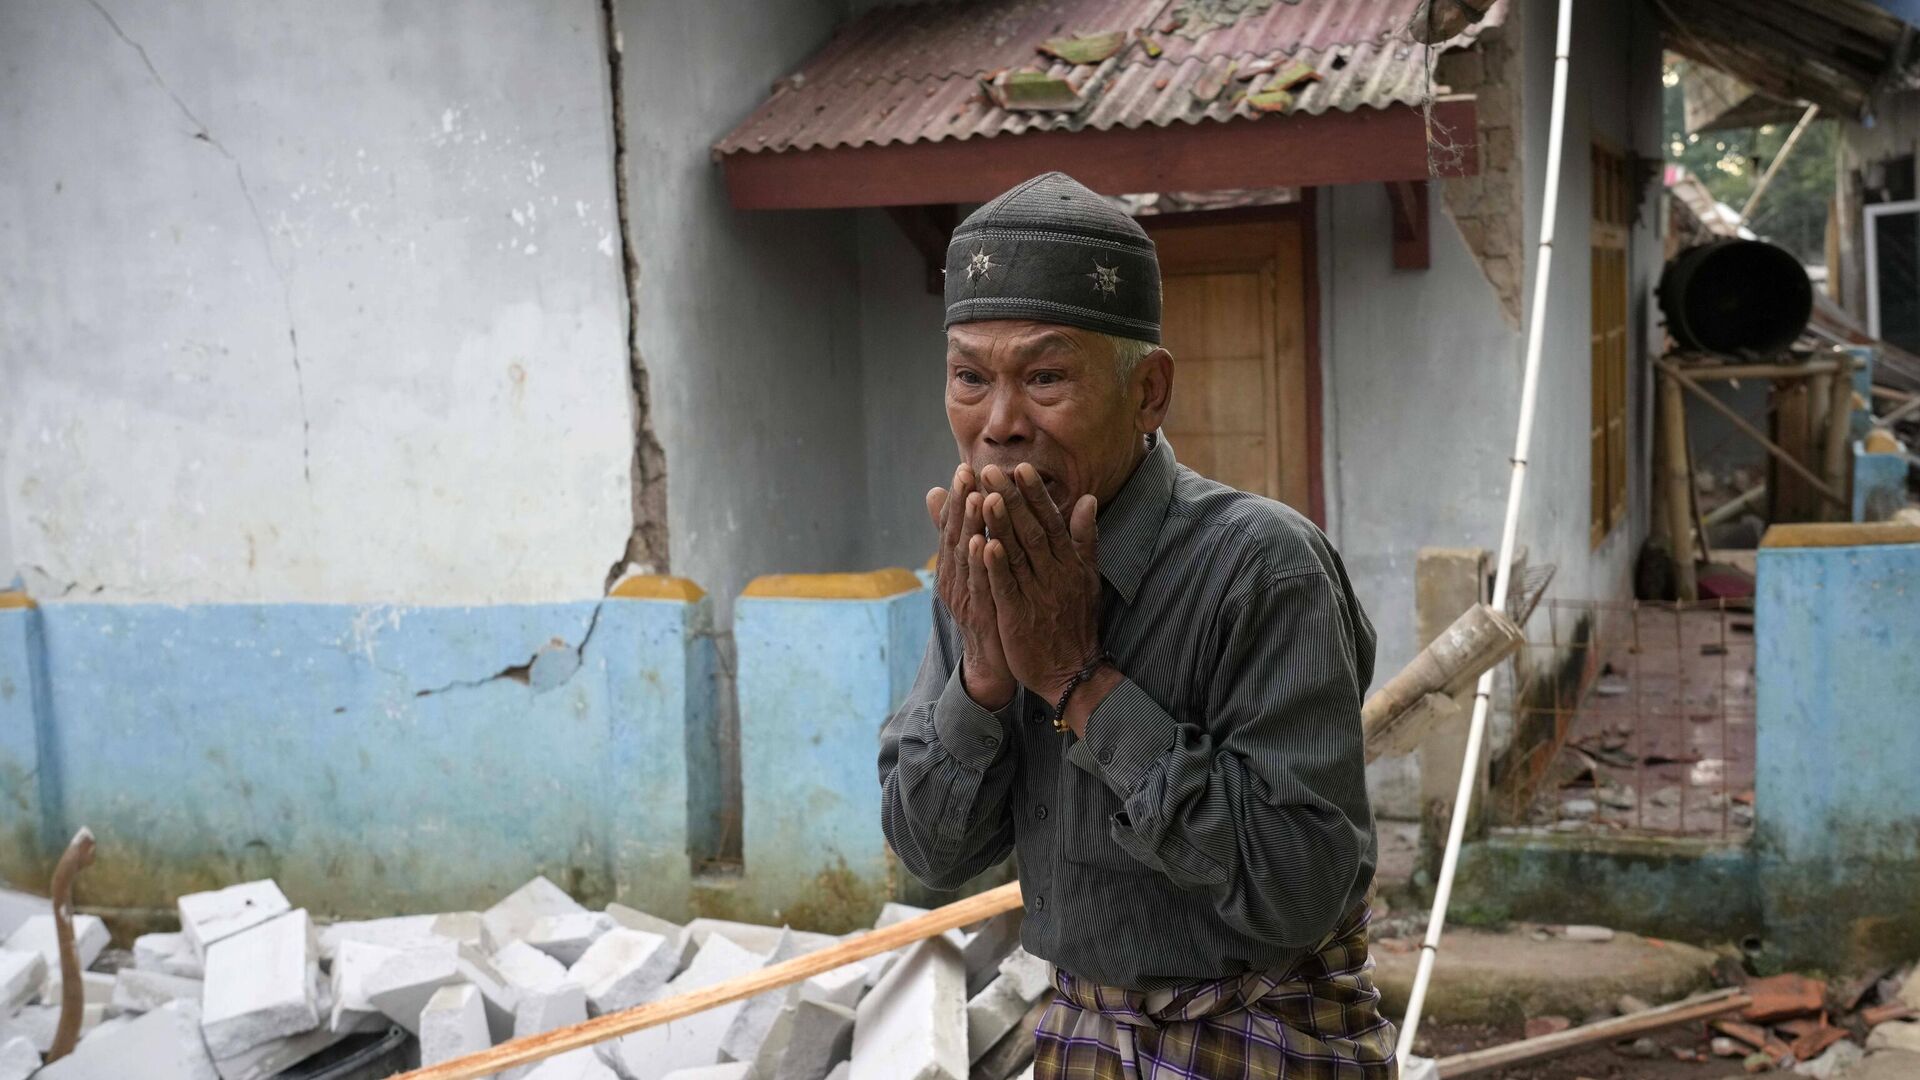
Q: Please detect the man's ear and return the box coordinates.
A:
[1134,348,1173,434]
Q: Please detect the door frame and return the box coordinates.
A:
[1140,193,1326,526]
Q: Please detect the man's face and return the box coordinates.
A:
[945,319,1147,512]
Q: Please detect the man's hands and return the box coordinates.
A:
[929,461,1108,717]
[977,463,1104,707]
[927,465,1016,709]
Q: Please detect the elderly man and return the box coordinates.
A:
[877,172,1394,1079]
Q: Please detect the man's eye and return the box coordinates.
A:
[954,370,984,386]
[1031,371,1062,386]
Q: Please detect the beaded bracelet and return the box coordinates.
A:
[1050,652,1113,733]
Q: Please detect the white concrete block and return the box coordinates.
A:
[996,948,1052,1002]
[316,911,484,962]
[568,928,679,1015]
[874,903,929,929]
[76,1014,134,1045]
[485,876,587,948]
[756,999,855,1080]
[3,913,109,975]
[527,912,616,967]
[685,918,836,958]
[34,1000,215,1080]
[604,904,681,941]
[364,948,463,1034]
[328,939,401,1033]
[0,949,45,1012]
[659,1066,753,1080]
[0,1035,37,1080]
[494,940,572,993]
[825,1064,849,1080]
[456,944,521,1043]
[40,970,114,1009]
[513,980,585,1039]
[177,880,290,960]
[211,1013,373,1080]
[851,935,966,1080]
[599,934,763,1078]
[200,910,321,1059]
[798,963,866,1010]
[421,984,494,1069]
[523,1048,618,1080]
[719,928,808,1064]
[111,968,203,1015]
[134,932,205,979]
[965,978,1033,1063]
[0,890,49,945]
[498,940,586,1070]
[1,1003,102,1054]
[960,911,1022,999]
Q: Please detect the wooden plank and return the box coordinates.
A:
[1673,359,1847,380]
[722,100,1479,210]
[1436,989,1751,1076]
[1822,366,1854,520]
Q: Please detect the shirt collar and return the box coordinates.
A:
[1097,432,1176,605]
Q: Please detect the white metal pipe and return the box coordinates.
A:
[1394,0,1575,1060]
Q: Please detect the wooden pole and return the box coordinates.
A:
[401,606,1531,1080]
[1657,361,1848,511]
[1822,366,1855,520]
[1703,483,1766,528]
[1660,368,1699,601]
[1671,359,1846,381]
[1737,104,1819,227]
[1881,392,1920,425]
[1435,988,1750,1076]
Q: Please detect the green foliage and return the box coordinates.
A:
[1663,60,1836,265]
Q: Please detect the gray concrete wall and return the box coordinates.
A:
[856,210,957,571]
[0,0,634,605]
[616,0,866,620]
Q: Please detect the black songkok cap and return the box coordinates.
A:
[944,172,1162,344]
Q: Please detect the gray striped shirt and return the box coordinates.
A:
[878,433,1378,990]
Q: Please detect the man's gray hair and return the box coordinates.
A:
[1100,333,1159,381]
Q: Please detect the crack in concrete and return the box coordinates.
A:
[85,0,314,488]
[412,600,608,699]
[598,0,670,590]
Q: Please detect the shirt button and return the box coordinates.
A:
[983,735,999,751]
[1097,748,1114,765]
[1033,894,1045,913]
[1034,804,1048,820]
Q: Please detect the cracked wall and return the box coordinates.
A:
[0,0,634,604]
[1438,6,1526,328]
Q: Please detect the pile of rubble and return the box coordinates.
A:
[0,878,1050,1080]
[1698,969,1920,1076]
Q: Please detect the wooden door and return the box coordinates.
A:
[1147,211,1318,518]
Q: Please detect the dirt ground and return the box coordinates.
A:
[1413,1020,1752,1079]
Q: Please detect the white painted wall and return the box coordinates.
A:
[0,0,634,605]
[616,0,868,619]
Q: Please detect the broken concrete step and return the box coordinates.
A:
[200,909,321,1059]
[421,983,494,1069]
[527,912,616,967]
[599,934,763,1078]
[328,939,401,1033]
[484,876,588,949]
[111,968,204,1016]
[851,935,966,1080]
[0,949,45,1012]
[0,1035,37,1080]
[718,928,807,1064]
[178,880,291,960]
[317,912,484,962]
[568,928,680,1016]
[34,1000,215,1080]
[363,948,463,1034]
[755,998,855,1080]
[4,913,109,976]
[133,932,205,979]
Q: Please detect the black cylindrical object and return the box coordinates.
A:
[1658,239,1812,355]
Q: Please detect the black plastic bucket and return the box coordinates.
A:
[1657,239,1812,355]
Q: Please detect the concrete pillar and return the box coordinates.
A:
[1756,522,1920,970]
[1414,548,1492,879]
[0,593,49,888]
[733,570,931,930]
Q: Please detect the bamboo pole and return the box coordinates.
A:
[1738,104,1819,227]
[1394,0,1574,1060]
[1657,360,1848,510]
[1661,369,1700,601]
[1435,989,1751,1076]
[1703,483,1766,528]
[1671,359,1846,381]
[1822,366,1855,520]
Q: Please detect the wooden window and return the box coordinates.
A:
[1590,144,1631,546]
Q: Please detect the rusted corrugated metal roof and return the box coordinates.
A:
[714,0,1505,158]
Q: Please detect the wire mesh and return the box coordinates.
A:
[1497,598,1755,839]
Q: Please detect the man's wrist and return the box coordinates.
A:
[962,661,1016,711]
[1060,663,1123,739]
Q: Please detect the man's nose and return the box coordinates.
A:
[982,387,1032,446]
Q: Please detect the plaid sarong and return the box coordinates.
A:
[1032,905,1397,1080]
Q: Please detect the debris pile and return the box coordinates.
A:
[1699,968,1920,1075]
[0,881,1049,1080]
